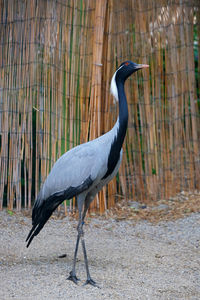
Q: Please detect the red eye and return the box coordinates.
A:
[125,62,129,66]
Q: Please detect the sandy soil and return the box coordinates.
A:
[0,196,200,300]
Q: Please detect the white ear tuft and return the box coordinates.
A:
[110,70,118,103]
[110,65,124,103]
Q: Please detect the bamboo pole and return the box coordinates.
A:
[88,0,107,212]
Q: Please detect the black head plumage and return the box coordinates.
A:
[116,61,149,83]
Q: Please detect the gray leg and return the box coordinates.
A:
[81,235,98,287]
[81,194,99,287]
[67,195,85,284]
[67,218,81,284]
[68,193,99,287]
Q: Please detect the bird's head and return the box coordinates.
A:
[111,61,149,102]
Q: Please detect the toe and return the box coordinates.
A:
[84,278,100,288]
[67,271,80,284]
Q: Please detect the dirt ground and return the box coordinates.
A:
[0,191,200,300]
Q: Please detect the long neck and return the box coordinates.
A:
[102,80,128,179]
[117,81,128,144]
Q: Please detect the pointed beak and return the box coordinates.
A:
[136,64,149,69]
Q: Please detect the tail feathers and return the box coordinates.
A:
[26,193,64,248]
[26,176,94,248]
[26,216,50,248]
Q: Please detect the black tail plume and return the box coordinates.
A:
[26,176,93,247]
[26,192,66,248]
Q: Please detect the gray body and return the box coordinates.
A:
[40,119,121,204]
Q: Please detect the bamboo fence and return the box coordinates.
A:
[0,0,199,213]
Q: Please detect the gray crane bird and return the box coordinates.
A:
[26,61,149,287]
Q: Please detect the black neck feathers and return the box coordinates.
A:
[102,79,128,179]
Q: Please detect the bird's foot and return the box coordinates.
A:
[67,271,80,285]
[84,278,100,288]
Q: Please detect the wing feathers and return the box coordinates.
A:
[26,176,93,247]
[41,144,101,200]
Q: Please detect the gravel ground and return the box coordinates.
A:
[0,210,200,300]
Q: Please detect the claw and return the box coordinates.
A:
[84,278,100,288]
[67,271,80,285]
